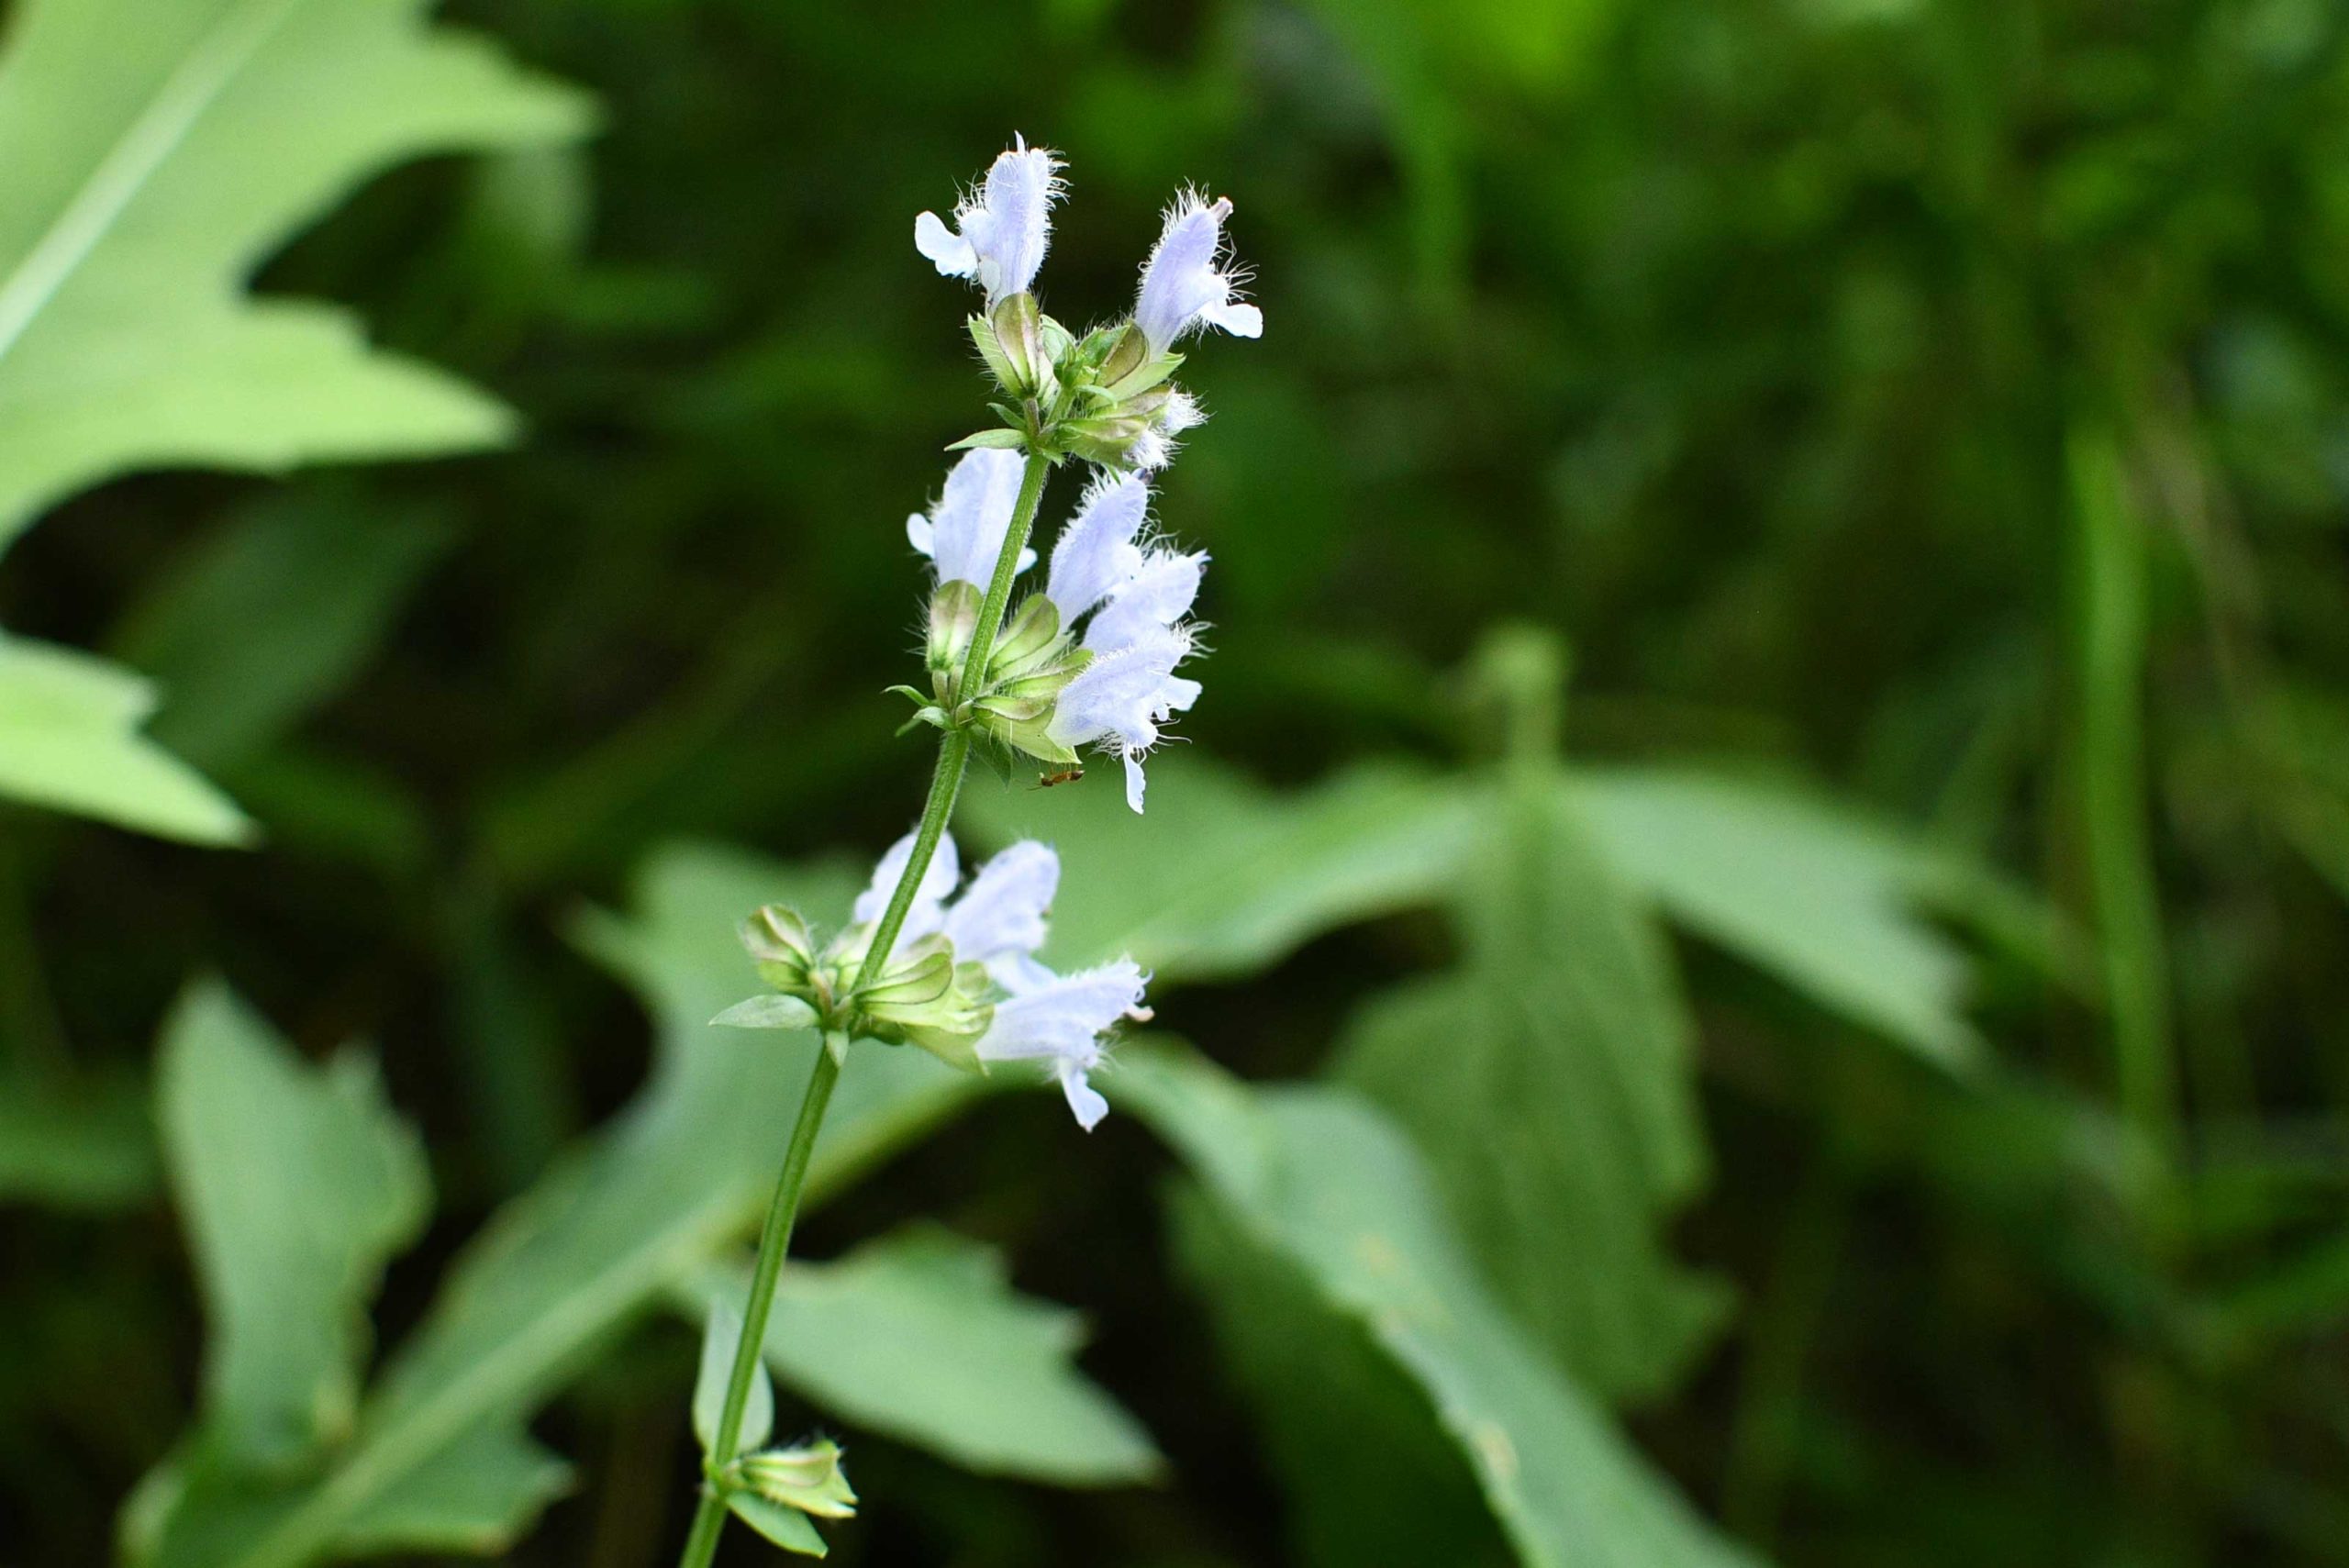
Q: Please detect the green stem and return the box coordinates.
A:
[677,1042,841,1568]
[674,443,1053,1568]
[852,732,971,992]
[954,449,1055,701]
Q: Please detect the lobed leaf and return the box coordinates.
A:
[0,635,252,845]
[1341,771,1729,1401]
[961,752,1476,984]
[0,0,594,549]
[1575,765,1990,1071]
[156,983,429,1472]
[692,1225,1162,1486]
[1119,1045,1762,1568]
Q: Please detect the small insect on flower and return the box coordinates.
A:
[1032,767,1084,790]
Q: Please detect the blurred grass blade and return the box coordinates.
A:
[156,983,429,1471]
[0,0,592,550]
[694,1225,1162,1486]
[1120,1044,1761,1568]
[2066,425,2178,1169]
[0,635,252,845]
[1341,771,1729,1401]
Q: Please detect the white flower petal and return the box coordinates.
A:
[918,448,1029,586]
[852,829,961,951]
[1047,628,1191,754]
[1162,389,1208,435]
[943,840,1058,971]
[1059,1063,1109,1130]
[1134,193,1257,353]
[1083,549,1205,653]
[1201,300,1263,339]
[1121,751,1148,814]
[913,211,977,279]
[1046,473,1151,620]
[918,139,1063,305]
[975,960,1146,1066]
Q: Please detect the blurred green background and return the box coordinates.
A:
[5,0,2349,1563]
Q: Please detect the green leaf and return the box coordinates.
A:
[1576,764,1991,1071]
[1119,1046,1760,1568]
[727,1493,829,1556]
[112,492,456,770]
[138,846,967,1568]
[331,1425,569,1558]
[156,982,430,1471]
[0,634,252,844]
[1341,773,1729,1401]
[710,994,820,1031]
[962,753,1476,984]
[693,1296,774,1456]
[1171,1191,1511,1568]
[696,1224,1162,1486]
[0,0,594,550]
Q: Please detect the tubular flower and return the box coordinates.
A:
[1038,474,1206,811]
[715,836,1146,1127]
[976,960,1151,1131]
[907,447,1034,588]
[913,137,1063,305]
[1134,193,1263,355]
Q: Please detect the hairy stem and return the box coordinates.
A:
[676,443,1053,1568]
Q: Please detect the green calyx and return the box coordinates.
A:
[903,586,1088,770]
[730,1439,858,1521]
[956,295,1186,469]
[710,903,995,1073]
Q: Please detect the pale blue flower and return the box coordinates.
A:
[852,827,961,955]
[1044,473,1151,622]
[907,448,1035,586]
[975,959,1149,1130]
[1125,388,1207,473]
[943,840,1060,992]
[1134,193,1263,355]
[1083,548,1205,654]
[915,137,1063,304]
[1048,627,1202,813]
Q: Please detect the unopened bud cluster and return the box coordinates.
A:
[958,296,1202,473]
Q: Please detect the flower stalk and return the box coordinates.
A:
[675,450,1053,1568]
[677,135,1256,1562]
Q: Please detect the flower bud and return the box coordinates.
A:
[925,579,981,680]
[741,905,818,993]
[992,293,1057,400]
[735,1439,858,1521]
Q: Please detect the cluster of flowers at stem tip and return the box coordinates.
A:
[900,135,1259,813]
[716,832,1150,1129]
